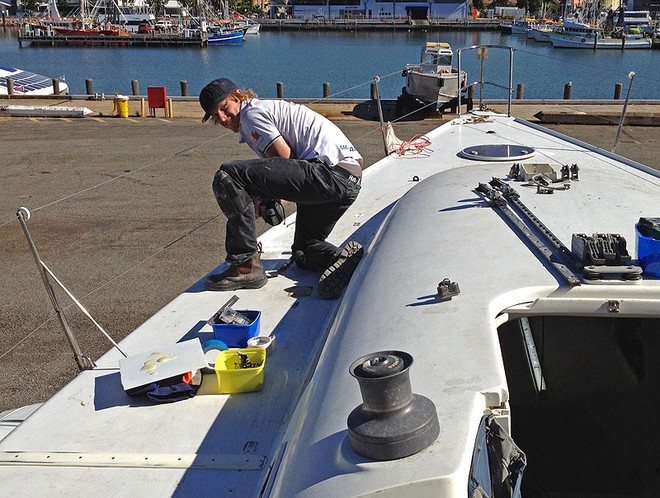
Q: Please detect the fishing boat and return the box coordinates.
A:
[207,26,246,45]
[396,42,468,116]
[548,19,652,49]
[0,65,68,95]
[1,45,660,497]
[510,17,536,34]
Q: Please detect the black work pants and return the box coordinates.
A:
[214,157,360,270]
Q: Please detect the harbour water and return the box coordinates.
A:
[1,27,659,100]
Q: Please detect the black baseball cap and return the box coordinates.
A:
[199,78,239,123]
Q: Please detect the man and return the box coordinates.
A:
[199,77,364,299]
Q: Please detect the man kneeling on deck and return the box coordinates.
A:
[199,78,364,299]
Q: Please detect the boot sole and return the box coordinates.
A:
[318,241,364,299]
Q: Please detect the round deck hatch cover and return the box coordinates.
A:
[459,144,535,161]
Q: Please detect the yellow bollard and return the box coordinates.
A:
[112,95,129,118]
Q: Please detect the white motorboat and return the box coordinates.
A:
[510,17,536,34]
[397,42,468,116]
[528,21,558,42]
[1,46,660,497]
[549,19,652,49]
[0,65,68,96]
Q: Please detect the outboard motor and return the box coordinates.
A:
[347,350,440,460]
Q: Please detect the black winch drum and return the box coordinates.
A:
[347,350,440,460]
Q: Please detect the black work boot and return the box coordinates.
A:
[205,254,268,291]
[318,241,364,299]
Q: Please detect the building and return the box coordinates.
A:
[290,0,470,20]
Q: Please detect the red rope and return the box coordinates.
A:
[391,134,432,156]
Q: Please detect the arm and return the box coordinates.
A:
[264,137,293,158]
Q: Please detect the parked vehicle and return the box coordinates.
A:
[137,22,152,33]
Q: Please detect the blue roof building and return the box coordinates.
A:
[290,0,470,20]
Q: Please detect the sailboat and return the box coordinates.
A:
[1,46,659,497]
[29,0,124,36]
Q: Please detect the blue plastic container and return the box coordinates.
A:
[212,310,261,348]
[636,225,660,277]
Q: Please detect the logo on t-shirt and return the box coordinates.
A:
[251,130,261,141]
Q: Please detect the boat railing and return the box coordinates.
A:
[457,45,515,118]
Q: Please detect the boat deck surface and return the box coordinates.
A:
[1,111,659,497]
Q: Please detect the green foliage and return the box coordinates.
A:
[56,0,68,15]
[21,0,42,14]
[527,0,543,15]
[145,0,167,17]
[488,0,513,7]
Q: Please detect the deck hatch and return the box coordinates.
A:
[459,144,535,161]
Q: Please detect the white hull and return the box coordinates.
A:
[2,46,660,497]
[245,23,260,34]
[0,104,92,117]
[404,69,467,104]
[549,32,652,49]
[530,27,553,42]
[0,65,69,96]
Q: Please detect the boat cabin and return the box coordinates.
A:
[419,42,453,74]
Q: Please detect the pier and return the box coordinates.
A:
[18,31,209,47]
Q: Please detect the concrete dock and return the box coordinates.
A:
[1,97,659,412]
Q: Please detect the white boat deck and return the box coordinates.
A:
[1,111,659,497]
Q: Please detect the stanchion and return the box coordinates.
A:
[563,82,573,100]
[613,72,636,153]
[372,76,389,157]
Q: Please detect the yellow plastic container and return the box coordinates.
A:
[214,348,266,394]
[113,95,129,118]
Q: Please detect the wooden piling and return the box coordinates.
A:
[6,77,14,97]
[277,82,284,98]
[614,83,623,100]
[516,83,524,100]
[131,80,139,96]
[85,79,94,95]
[563,82,573,100]
[180,80,188,96]
[52,79,60,95]
[323,82,330,98]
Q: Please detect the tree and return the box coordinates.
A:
[57,0,69,16]
[145,0,168,17]
[20,0,42,14]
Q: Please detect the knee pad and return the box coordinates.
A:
[213,170,252,219]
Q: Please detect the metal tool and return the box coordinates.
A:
[207,295,249,325]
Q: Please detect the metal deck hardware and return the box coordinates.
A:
[476,180,583,287]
